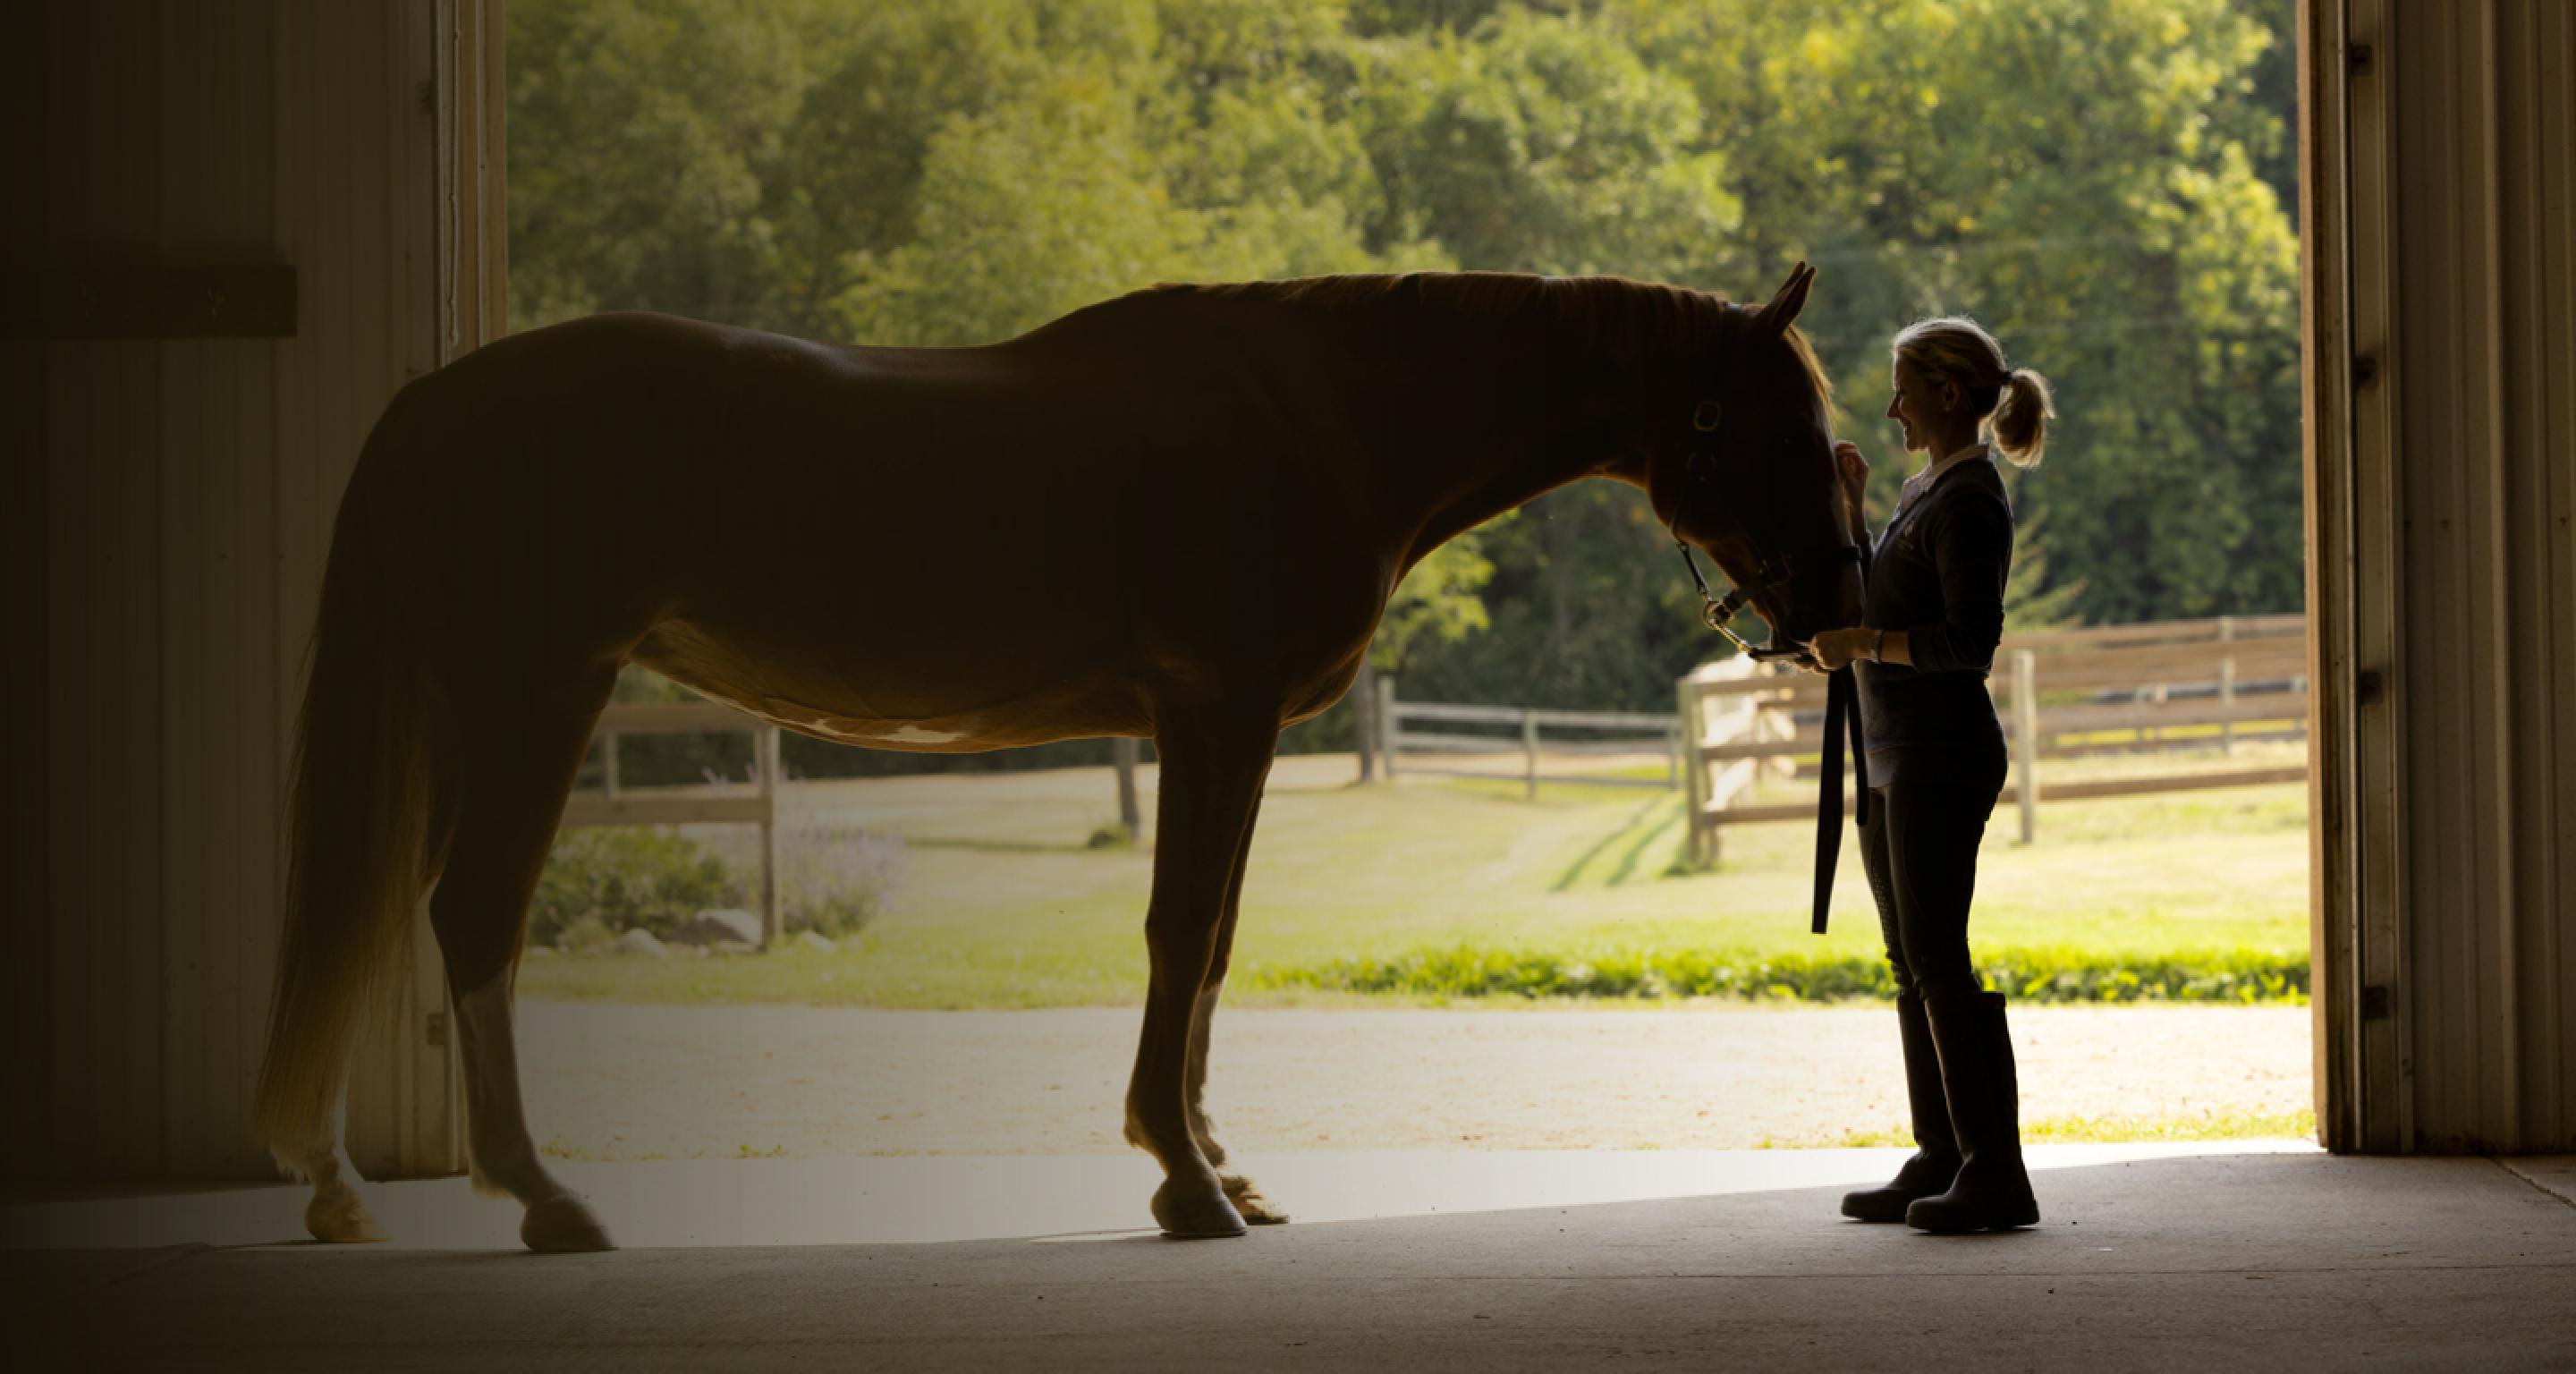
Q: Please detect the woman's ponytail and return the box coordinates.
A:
[1990,367,2055,469]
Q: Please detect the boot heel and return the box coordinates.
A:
[1904,1192,2038,1233]
[1909,991,2039,1234]
[1837,994,1961,1224]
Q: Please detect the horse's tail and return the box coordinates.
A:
[250,484,443,1170]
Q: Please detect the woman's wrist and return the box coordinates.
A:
[1869,627,1886,662]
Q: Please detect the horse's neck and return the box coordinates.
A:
[1327,280,1674,573]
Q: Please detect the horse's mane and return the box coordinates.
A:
[1125,271,1833,410]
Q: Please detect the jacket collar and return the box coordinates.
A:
[1896,441,1991,513]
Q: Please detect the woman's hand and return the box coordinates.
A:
[1833,439,1868,513]
[1805,626,1876,673]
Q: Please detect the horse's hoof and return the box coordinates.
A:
[304,1183,386,1243]
[1152,1176,1248,1238]
[521,1193,616,1253]
[1222,1174,1291,1226]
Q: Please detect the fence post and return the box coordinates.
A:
[1353,658,1378,783]
[1113,737,1142,836]
[2012,649,2039,844]
[2218,615,2237,756]
[1521,708,1541,801]
[1676,674,1707,864]
[756,722,783,948]
[1759,668,1796,782]
[601,729,621,802]
[1377,674,1400,781]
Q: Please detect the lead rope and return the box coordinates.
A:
[1812,668,1871,934]
[1810,532,1876,936]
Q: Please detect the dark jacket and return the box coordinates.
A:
[1855,453,2015,782]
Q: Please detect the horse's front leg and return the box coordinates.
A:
[1123,706,1276,1237]
[1182,794,1288,1225]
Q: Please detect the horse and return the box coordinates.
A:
[250,262,1861,1250]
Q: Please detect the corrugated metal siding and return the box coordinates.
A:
[4,0,487,1181]
[155,0,283,1181]
[2,0,50,1175]
[2375,0,2576,1151]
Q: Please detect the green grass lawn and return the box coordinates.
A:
[1762,1106,2318,1149]
[518,743,2311,1010]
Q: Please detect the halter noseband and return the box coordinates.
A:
[1665,395,1863,661]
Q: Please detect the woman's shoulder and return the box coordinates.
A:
[1926,462,2014,538]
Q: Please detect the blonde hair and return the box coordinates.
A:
[1893,317,2055,468]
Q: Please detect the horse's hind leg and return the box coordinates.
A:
[1183,793,1287,1225]
[1124,706,1276,1237]
[428,674,618,1253]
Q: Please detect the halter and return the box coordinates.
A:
[1665,396,1865,663]
[1663,390,1873,937]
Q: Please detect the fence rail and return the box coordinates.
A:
[564,701,785,946]
[1376,676,1682,798]
[1679,614,2312,862]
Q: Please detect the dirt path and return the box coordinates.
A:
[520,1002,2310,1158]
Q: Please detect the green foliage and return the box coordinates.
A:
[551,911,618,954]
[1650,0,2307,625]
[1373,525,1503,672]
[1241,942,2309,1004]
[512,0,2307,727]
[2004,507,2087,634]
[1354,6,1741,277]
[530,827,742,946]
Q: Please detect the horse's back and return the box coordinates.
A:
[350,303,1384,734]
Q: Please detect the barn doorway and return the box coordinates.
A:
[346,1,2347,1205]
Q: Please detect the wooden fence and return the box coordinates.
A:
[1375,674,1682,798]
[561,701,1151,945]
[1679,614,2311,863]
[563,702,785,946]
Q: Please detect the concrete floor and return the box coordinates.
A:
[8,1147,2572,1371]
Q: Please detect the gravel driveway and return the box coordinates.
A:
[519,1002,2310,1158]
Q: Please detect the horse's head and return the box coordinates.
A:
[1647,261,1865,657]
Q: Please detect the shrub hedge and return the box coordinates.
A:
[1240,944,2307,1005]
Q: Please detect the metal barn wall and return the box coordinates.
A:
[3,1,500,1182]
[2309,0,2576,1153]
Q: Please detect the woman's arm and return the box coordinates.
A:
[1806,494,2008,674]
[1804,440,1901,672]
[1902,496,2012,674]
[1809,625,1910,670]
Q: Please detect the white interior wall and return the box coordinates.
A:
[4,0,497,1182]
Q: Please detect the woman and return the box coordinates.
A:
[1807,317,2055,1233]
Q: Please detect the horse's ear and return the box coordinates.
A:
[1751,261,1816,337]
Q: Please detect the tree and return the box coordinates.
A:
[1620,0,2302,623]
[506,0,832,329]
[508,0,2307,738]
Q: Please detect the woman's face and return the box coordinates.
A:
[1885,354,1955,454]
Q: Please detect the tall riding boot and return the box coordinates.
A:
[1906,990,2039,1233]
[1839,993,1959,1222]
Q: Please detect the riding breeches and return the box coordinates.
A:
[1859,744,2010,1003]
